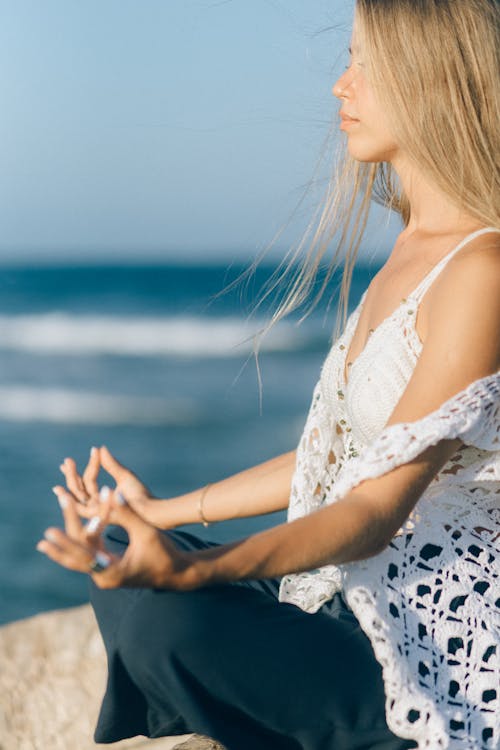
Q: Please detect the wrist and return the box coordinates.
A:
[197,483,213,527]
[146,496,194,530]
[152,484,217,530]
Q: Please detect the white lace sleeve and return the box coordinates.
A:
[280,372,500,749]
[328,371,499,505]
[337,372,500,749]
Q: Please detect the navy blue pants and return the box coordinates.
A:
[90,527,416,750]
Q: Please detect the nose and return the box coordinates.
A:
[332,68,352,99]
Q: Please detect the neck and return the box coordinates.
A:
[392,156,483,237]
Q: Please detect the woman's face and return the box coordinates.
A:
[332,21,400,164]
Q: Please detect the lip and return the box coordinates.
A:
[340,112,360,130]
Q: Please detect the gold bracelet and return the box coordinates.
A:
[198,483,212,527]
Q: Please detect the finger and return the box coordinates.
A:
[94,485,113,527]
[37,538,86,571]
[105,490,155,540]
[60,458,88,504]
[100,445,130,483]
[82,446,100,498]
[76,484,114,523]
[37,527,90,571]
[78,487,111,549]
[53,484,111,543]
[37,530,114,575]
[52,486,85,538]
[71,497,100,520]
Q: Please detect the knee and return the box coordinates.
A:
[117,587,224,666]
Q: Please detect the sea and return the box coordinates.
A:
[0,258,379,625]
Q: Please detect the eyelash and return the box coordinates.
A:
[345,61,364,70]
[346,49,364,70]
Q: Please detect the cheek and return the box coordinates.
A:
[361,85,387,124]
[359,96,398,152]
[345,121,399,163]
[347,77,399,161]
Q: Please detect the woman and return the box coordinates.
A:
[37,1,499,748]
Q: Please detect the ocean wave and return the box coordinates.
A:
[0,313,308,358]
[0,386,199,425]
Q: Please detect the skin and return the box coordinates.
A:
[37,17,500,591]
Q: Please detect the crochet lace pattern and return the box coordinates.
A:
[279,230,500,748]
[280,370,499,749]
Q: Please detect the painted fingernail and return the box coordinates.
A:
[85,516,101,535]
[44,530,58,542]
[115,491,126,506]
[94,551,111,569]
[99,486,111,503]
[57,494,68,509]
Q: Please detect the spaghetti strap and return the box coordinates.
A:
[410,226,500,304]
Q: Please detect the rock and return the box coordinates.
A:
[175,739,225,750]
[0,604,223,750]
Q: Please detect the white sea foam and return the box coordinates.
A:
[0,386,198,425]
[0,313,304,357]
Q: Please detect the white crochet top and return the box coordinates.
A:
[279,228,500,749]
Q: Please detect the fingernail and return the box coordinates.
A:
[85,516,101,535]
[52,486,61,495]
[115,491,126,506]
[94,551,111,569]
[36,542,46,552]
[44,530,58,542]
[57,494,68,509]
[91,446,98,457]
[99,486,110,503]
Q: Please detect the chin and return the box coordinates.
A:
[347,143,388,163]
[346,135,398,164]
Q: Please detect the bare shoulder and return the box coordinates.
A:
[430,229,500,310]
[417,229,499,343]
[450,228,500,264]
[385,230,499,429]
[421,229,500,378]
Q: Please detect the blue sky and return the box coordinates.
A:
[0,0,397,264]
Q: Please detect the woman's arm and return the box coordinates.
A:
[40,241,499,589]
[179,436,462,588]
[145,449,296,529]
[61,446,296,529]
[179,241,500,587]
[40,431,462,589]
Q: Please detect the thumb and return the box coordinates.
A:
[105,489,154,540]
[100,445,129,482]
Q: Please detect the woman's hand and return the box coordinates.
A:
[37,486,192,590]
[59,447,101,519]
[60,446,158,525]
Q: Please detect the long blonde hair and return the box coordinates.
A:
[253,0,499,347]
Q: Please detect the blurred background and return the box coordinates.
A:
[0,0,399,624]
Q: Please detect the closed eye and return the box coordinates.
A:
[348,46,364,68]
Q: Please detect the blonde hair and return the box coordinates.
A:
[253,0,499,347]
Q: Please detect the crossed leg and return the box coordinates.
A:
[90,527,416,750]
